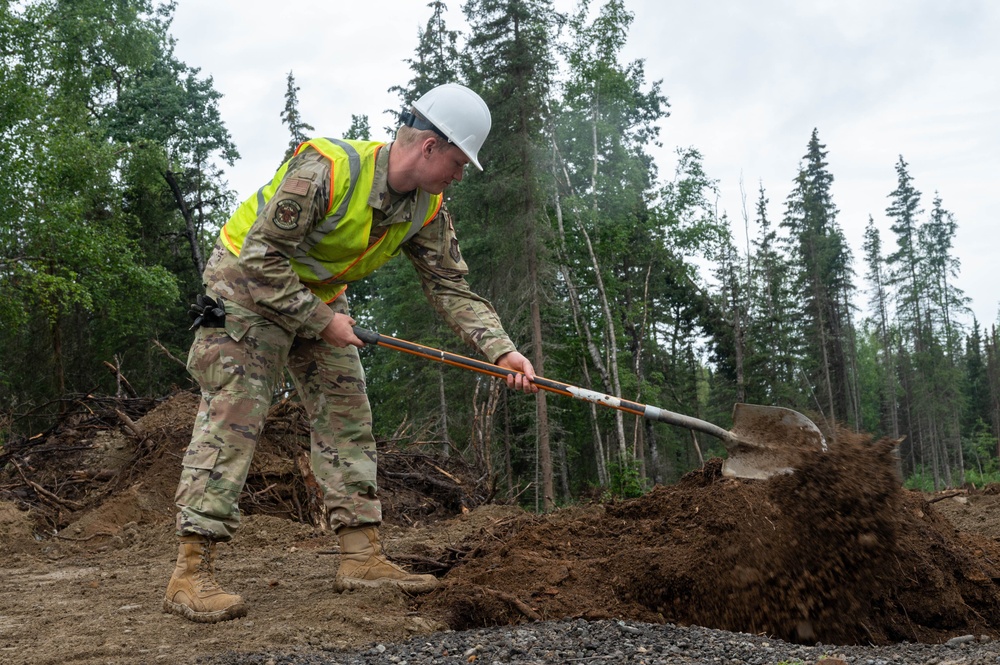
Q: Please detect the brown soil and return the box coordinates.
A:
[3,392,1000,664]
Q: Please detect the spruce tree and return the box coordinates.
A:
[745,184,800,408]
[280,71,314,163]
[344,114,371,141]
[861,216,900,438]
[781,129,856,431]
[458,0,560,509]
[884,159,966,487]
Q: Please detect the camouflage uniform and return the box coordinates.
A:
[176,143,517,540]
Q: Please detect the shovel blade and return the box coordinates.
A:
[721,403,827,480]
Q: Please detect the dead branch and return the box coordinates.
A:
[391,553,453,573]
[296,452,328,530]
[382,470,465,496]
[152,338,187,369]
[10,458,84,511]
[103,359,138,398]
[478,586,542,622]
[927,491,967,504]
[114,409,145,441]
[428,461,462,485]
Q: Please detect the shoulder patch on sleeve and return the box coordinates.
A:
[282,178,312,196]
[272,199,302,230]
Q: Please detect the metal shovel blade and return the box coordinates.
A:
[720,404,827,480]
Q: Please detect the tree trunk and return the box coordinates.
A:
[557,436,570,502]
[52,315,65,408]
[524,197,553,511]
[529,281,553,512]
[164,170,205,277]
[586,113,626,461]
[550,140,612,487]
[438,366,450,457]
[503,393,514,500]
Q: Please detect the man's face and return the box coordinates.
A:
[420,140,469,194]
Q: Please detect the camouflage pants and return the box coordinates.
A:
[175,293,380,541]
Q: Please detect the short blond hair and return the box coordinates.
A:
[395,124,440,148]
[395,119,461,157]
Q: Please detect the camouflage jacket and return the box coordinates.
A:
[203,142,518,363]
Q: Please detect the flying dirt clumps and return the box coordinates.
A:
[422,432,1000,646]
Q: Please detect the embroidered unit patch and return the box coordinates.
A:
[273,199,302,230]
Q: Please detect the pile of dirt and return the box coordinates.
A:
[0,391,488,550]
[4,391,1000,661]
[420,433,1000,646]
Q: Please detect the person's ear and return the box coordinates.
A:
[421,136,442,159]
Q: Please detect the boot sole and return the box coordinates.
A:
[333,577,440,594]
[162,597,248,623]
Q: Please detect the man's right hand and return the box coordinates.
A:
[320,313,364,348]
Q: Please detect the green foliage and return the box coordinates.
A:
[345,114,371,141]
[903,467,936,492]
[0,0,236,431]
[280,71,315,162]
[605,455,646,499]
[781,129,856,427]
[964,420,999,476]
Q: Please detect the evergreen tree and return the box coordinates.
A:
[885,156,925,343]
[344,114,371,140]
[280,71,314,163]
[781,129,856,431]
[884,159,966,487]
[458,0,560,509]
[745,184,800,408]
[389,1,460,105]
[964,321,993,444]
[987,326,1000,457]
[861,216,899,437]
[922,194,968,354]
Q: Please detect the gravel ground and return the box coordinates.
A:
[203,619,1000,665]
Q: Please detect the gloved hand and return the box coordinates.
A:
[188,294,226,330]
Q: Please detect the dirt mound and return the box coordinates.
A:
[0,391,489,551]
[420,432,1000,646]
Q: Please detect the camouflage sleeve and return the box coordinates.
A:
[235,149,335,338]
[402,204,518,363]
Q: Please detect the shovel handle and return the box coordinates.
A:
[353,327,735,443]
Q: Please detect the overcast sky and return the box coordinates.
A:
[170,0,1000,328]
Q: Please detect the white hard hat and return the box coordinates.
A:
[406,83,491,170]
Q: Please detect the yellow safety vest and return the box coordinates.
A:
[219,138,443,302]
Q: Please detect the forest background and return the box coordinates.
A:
[2,0,999,512]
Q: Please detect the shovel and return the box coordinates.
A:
[353,327,826,480]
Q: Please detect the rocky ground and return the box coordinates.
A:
[4,391,1000,665]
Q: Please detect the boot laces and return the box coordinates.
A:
[193,550,224,593]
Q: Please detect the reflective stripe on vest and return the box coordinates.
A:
[219,138,443,302]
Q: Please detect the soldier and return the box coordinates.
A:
[163,83,537,623]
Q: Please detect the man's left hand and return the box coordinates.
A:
[496,352,539,394]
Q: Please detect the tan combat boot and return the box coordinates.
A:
[334,525,440,593]
[163,535,247,623]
